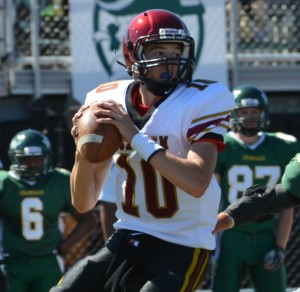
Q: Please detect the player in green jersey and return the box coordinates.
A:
[0,129,96,292]
[212,86,300,292]
[214,152,300,233]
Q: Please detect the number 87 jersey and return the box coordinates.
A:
[215,131,300,233]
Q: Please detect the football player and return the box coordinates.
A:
[214,152,300,233]
[0,129,96,292]
[50,9,234,292]
[212,85,300,292]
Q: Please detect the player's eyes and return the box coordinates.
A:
[151,50,181,58]
[150,50,164,58]
[172,52,182,58]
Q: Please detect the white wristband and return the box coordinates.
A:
[131,133,164,162]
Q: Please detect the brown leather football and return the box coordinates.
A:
[76,103,122,163]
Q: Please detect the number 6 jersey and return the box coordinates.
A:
[0,168,74,257]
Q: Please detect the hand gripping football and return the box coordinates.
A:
[76,103,122,163]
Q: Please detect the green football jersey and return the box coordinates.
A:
[282,152,300,198]
[216,132,300,232]
[0,168,75,258]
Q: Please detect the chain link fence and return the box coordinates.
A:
[11,1,300,67]
[225,0,300,91]
[5,0,299,94]
[237,0,299,53]
[14,0,70,57]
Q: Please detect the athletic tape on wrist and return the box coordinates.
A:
[131,133,164,162]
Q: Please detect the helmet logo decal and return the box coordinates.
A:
[159,28,187,38]
[240,98,260,107]
[23,147,43,156]
[93,0,205,77]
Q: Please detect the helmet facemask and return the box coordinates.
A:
[231,108,269,137]
[230,86,270,137]
[132,40,194,96]
[11,156,45,181]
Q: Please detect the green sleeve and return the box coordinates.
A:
[281,153,300,198]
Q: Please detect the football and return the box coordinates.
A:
[76,103,122,163]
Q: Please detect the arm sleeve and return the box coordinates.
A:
[224,183,300,227]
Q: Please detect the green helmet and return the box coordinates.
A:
[9,129,52,181]
[230,85,270,136]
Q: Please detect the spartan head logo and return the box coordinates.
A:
[93,0,205,77]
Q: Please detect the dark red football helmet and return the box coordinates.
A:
[122,9,195,96]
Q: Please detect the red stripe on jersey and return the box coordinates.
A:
[187,115,231,138]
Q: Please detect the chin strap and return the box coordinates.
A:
[142,79,177,97]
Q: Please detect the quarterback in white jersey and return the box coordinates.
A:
[91,78,233,249]
[51,9,234,292]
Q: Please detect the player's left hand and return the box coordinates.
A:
[263,245,285,272]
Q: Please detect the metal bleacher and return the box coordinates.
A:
[10,57,71,95]
[0,0,72,99]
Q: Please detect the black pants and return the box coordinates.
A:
[50,229,209,292]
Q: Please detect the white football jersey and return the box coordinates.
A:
[86,79,234,249]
